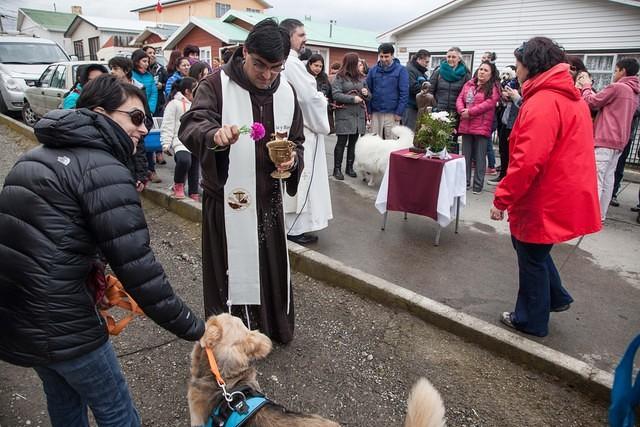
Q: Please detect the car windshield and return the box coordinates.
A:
[0,42,68,64]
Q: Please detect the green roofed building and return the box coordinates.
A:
[17,8,78,54]
[164,9,380,71]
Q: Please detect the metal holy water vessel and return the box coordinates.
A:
[266,132,295,179]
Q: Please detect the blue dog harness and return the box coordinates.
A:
[203,386,270,427]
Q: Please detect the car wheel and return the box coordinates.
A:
[22,101,39,127]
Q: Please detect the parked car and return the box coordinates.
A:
[0,36,69,116]
[23,61,108,126]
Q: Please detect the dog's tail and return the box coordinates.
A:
[403,378,445,427]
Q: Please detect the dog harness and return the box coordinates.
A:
[204,385,270,427]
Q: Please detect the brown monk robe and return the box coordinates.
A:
[178,48,305,344]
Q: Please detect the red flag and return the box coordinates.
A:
[155,1,163,13]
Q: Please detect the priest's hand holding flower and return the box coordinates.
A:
[213,125,240,148]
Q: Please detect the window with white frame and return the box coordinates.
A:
[429,53,474,71]
[570,52,640,91]
[199,46,212,66]
[215,2,231,17]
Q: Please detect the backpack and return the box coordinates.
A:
[609,334,640,426]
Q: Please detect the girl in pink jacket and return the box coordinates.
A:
[457,61,500,193]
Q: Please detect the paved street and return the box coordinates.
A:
[0,126,609,426]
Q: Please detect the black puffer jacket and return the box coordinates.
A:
[0,109,204,367]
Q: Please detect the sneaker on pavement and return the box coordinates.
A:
[189,193,201,202]
[500,312,517,330]
[171,183,185,199]
[609,196,620,207]
[486,167,497,175]
[487,177,502,186]
[631,205,640,213]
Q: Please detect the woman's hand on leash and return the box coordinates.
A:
[354,95,364,104]
[490,206,505,221]
[214,125,240,148]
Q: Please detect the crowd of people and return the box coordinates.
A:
[1,13,640,426]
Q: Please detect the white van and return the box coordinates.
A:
[0,35,70,114]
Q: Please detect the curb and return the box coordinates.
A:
[1,113,615,402]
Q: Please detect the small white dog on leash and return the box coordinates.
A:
[353,125,415,186]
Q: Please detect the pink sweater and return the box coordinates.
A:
[581,76,640,150]
[456,79,500,137]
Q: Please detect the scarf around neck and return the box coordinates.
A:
[439,60,467,82]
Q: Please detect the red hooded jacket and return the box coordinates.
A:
[493,63,601,244]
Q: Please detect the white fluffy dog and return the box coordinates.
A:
[353,125,415,186]
[500,66,516,82]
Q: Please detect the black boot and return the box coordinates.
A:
[333,138,346,180]
[345,137,357,177]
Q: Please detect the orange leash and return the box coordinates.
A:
[101,274,144,336]
[205,347,226,387]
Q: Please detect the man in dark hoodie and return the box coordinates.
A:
[179,18,305,345]
[404,49,430,130]
[366,42,409,139]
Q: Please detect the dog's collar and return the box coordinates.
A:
[205,386,270,427]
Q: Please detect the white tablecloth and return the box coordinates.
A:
[375,156,467,227]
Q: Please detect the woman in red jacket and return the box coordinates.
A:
[457,60,500,193]
[490,37,601,337]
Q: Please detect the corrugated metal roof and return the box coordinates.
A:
[18,8,76,32]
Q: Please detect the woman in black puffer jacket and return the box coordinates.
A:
[0,74,204,427]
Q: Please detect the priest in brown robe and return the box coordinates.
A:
[179,18,305,344]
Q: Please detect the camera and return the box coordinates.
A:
[501,78,518,90]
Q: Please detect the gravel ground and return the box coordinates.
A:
[0,128,608,426]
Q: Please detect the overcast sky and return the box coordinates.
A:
[1,0,447,33]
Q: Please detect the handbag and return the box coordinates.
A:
[609,334,640,427]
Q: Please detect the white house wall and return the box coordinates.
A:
[68,20,105,60]
[18,15,72,54]
[390,0,640,69]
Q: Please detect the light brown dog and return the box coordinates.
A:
[188,313,446,427]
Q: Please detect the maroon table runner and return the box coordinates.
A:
[386,149,461,221]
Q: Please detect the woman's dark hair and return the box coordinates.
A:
[174,56,190,75]
[131,49,149,72]
[169,76,196,101]
[567,55,588,82]
[483,51,497,63]
[189,61,209,80]
[337,52,361,81]
[167,50,182,74]
[221,47,235,64]
[306,54,329,85]
[359,59,369,76]
[617,58,640,77]
[183,44,199,57]
[514,37,567,79]
[246,18,290,63]
[475,60,499,98]
[63,63,108,100]
[108,56,134,79]
[77,74,148,114]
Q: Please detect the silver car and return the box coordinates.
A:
[0,36,69,116]
[23,61,108,126]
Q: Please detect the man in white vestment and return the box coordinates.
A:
[280,18,332,245]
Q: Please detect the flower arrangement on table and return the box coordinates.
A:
[209,122,266,151]
[411,111,454,159]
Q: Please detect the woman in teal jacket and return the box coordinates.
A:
[131,49,158,115]
[62,64,108,109]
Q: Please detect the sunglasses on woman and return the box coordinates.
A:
[113,108,151,128]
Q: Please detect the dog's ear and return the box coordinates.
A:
[243,330,272,361]
[199,317,223,349]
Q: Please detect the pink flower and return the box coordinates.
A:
[239,122,266,141]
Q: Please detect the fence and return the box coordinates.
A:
[626,114,640,168]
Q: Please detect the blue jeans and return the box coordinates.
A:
[511,236,574,337]
[34,341,140,427]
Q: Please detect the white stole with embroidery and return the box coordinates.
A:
[221,70,294,308]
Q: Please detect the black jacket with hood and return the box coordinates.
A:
[0,108,204,367]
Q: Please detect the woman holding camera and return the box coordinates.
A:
[331,52,371,180]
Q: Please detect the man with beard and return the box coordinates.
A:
[178,18,304,344]
[279,18,332,245]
